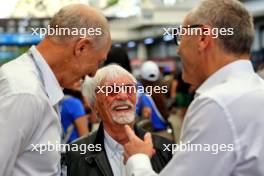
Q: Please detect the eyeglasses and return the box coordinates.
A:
[173,24,203,46]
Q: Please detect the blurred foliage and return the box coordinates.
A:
[107,0,118,6]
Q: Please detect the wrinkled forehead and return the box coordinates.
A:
[100,76,136,86]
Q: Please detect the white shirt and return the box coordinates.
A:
[257,69,264,80]
[0,46,64,176]
[104,130,126,176]
[126,60,264,176]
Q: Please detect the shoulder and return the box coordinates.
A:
[0,53,44,97]
[63,97,82,106]
[72,131,97,146]
[66,131,99,159]
[199,74,264,107]
[65,130,105,175]
[140,94,152,107]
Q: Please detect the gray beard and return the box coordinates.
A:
[112,111,135,124]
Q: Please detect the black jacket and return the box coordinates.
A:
[65,123,173,176]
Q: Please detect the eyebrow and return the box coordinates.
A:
[104,82,136,86]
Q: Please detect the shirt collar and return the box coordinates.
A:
[29,45,64,106]
[195,60,254,97]
[104,130,124,157]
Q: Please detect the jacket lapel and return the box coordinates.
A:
[94,151,114,176]
[84,123,114,176]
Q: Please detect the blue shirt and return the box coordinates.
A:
[136,93,167,130]
[60,96,86,143]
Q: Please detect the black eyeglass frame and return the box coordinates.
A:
[173,24,204,45]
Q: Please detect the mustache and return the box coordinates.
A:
[111,100,134,110]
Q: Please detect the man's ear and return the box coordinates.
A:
[74,38,92,57]
[198,25,213,52]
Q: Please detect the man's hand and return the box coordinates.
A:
[123,125,155,164]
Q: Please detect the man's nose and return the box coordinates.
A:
[116,90,128,100]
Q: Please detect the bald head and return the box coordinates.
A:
[49,4,110,48]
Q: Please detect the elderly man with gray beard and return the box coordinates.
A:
[64,64,173,176]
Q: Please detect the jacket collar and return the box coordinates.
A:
[84,123,112,176]
[29,46,63,106]
[84,122,146,176]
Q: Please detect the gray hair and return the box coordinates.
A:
[49,4,110,49]
[82,64,137,105]
[187,0,254,55]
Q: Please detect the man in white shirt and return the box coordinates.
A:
[0,4,111,176]
[123,0,264,176]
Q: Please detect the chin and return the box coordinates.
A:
[112,111,135,124]
[182,73,190,83]
[63,82,76,89]
[60,77,78,89]
[60,82,70,89]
